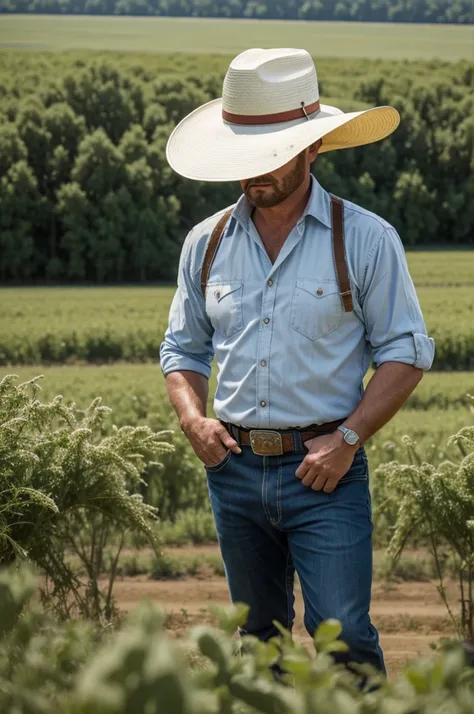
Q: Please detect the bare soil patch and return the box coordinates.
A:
[112,546,457,677]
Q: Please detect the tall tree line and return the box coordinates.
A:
[0,53,473,283]
[1,0,473,22]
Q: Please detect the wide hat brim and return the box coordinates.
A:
[166,98,400,182]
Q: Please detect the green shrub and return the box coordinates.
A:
[160,508,217,545]
[0,373,173,620]
[151,551,188,579]
[150,552,223,579]
[0,567,99,714]
[378,419,474,639]
[113,552,155,577]
[1,567,474,714]
[375,553,437,582]
[142,430,209,522]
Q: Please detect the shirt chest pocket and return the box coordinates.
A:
[290,279,342,341]
[206,281,244,338]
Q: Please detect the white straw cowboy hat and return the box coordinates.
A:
[166,48,400,182]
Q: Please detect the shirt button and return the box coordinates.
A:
[260,359,267,366]
[267,279,273,286]
[316,288,323,296]
[263,317,270,324]
[260,400,267,407]
[215,289,221,298]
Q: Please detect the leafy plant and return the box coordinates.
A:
[160,507,217,545]
[0,566,98,714]
[1,568,474,714]
[0,373,173,620]
[378,418,474,639]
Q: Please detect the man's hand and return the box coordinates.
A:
[295,431,358,493]
[182,416,241,467]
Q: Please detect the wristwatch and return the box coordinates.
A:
[337,425,360,446]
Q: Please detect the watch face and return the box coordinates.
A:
[345,430,359,445]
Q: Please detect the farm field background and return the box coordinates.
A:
[3,251,472,677]
[3,362,473,469]
[1,357,472,674]
[1,14,473,60]
[2,250,474,367]
[1,14,474,688]
[1,42,472,287]
[3,249,473,496]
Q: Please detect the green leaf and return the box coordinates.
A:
[194,628,232,685]
[404,666,428,694]
[272,620,293,645]
[229,676,292,714]
[279,652,312,682]
[314,619,343,651]
[441,646,466,686]
[0,568,36,638]
[208,602,249,634]
[428,659,443,689]
[324,640,350,654]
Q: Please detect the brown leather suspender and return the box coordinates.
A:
[200,197,353,313]
[200,209,233,298]
[330,195,354,312]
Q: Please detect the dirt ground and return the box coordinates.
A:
[112,545,455,678]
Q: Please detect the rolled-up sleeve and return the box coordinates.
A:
[360,227,435,370]
[160,231,214,379]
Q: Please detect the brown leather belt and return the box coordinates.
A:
[224,419,345,456]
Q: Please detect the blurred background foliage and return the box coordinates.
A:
[0,51,473,284]
[1,0,473,23]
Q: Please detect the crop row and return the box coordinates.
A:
[2,283,473,368]
[2,364,472,548]
[3,363,472,455]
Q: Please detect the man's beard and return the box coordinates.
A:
[243,152,307,208]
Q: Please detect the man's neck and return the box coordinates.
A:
[252,175,312,232]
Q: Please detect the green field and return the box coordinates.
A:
[407,252,474,286]
[1,14,473,689]
[1,252,473,368]
[1,15,473,60]
[4,362,474,412]
[2,363,472,472]
[3,251,473,465]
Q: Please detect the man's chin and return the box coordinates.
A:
[246,189,284,209]
[249,197,279,208]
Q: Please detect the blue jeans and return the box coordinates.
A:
[206,432,385,672]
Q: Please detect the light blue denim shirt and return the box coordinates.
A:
[160,176,435,429]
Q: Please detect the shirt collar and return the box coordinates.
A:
[231,174,332,234]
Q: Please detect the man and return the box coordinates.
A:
[160,48,435,673]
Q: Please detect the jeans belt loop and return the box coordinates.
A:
[293,431,303,451]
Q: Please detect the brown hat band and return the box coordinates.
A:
[222,100,320,126]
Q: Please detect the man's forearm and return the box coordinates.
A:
[343,361,423,444]
[165,370,209,430]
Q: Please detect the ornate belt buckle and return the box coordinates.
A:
[249,430,283,456]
